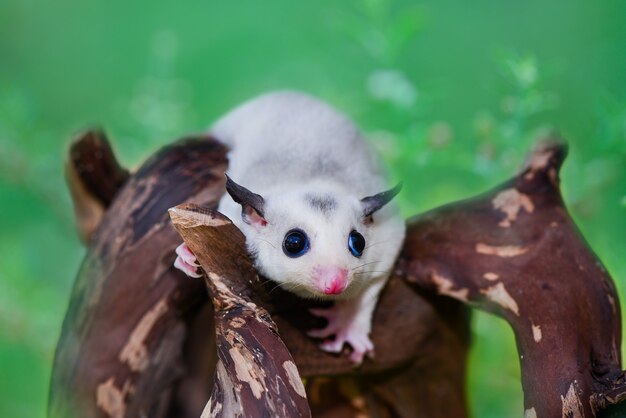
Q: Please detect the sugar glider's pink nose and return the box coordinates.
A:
[314,267,348,295]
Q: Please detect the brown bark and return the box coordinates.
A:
[398,141,626,417]
[50,132,227,418]
[65,129,130,243]
[50,129,626,418]
[169,205,311,418]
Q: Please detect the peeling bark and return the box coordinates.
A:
[169,205,311,417]
[50,132,227,418]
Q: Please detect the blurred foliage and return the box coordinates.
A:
[0,0,624,417]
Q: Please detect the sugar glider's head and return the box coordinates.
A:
[225,175,404,299]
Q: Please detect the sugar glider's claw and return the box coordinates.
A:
[176,243,200,266]
[174,243,202,278]
[308,304,374,365]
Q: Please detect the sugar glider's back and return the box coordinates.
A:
[211,91,387,196]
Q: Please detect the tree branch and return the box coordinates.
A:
[169,204,311,418]
[399,138,626,417]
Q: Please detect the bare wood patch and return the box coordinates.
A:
[96,378,134,418]
[168,206,231,229]
[492,188,534,227]
[119,298,169,372]
[230,345,266,399]
[523,145,553,180]
[283,361,307,398]
[476,243,529,257]
[532,323,542,343]
[561,382,584,418]
[480,283,520,316]
[200,398,222,418]
[524,407,537,418]
[230,317,246,328]
[432,273,469,302]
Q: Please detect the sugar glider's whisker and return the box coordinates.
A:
[353,270,388,275]
[351,261,382,271]
[254,238,276,249]
[364,238,396,251]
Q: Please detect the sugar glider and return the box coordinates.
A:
[174,91,406,363]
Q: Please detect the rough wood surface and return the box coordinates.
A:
[169,205,311,418]
[65,129,130,243]
[51,129,626,418]
[398,141,626,417]
[50,133,227,418]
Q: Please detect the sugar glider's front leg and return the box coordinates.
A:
[308,277,387,364]
[173,243,202,278]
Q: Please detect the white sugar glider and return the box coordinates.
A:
[174,91,406,363]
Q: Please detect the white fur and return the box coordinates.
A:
[211,91,405,301]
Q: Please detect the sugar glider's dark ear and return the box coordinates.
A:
[225,174,267,227]
[360,182,403,223]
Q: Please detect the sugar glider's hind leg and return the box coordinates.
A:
[173,243,202,278]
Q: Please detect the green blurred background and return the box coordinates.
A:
[1,0,624,416]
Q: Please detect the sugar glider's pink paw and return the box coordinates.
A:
[174,243,202,278]
[308,305,374,365]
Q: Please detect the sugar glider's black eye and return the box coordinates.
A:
[348,230,365,257]
[283,229,310,258]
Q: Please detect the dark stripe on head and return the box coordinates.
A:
[305,193,337,216]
